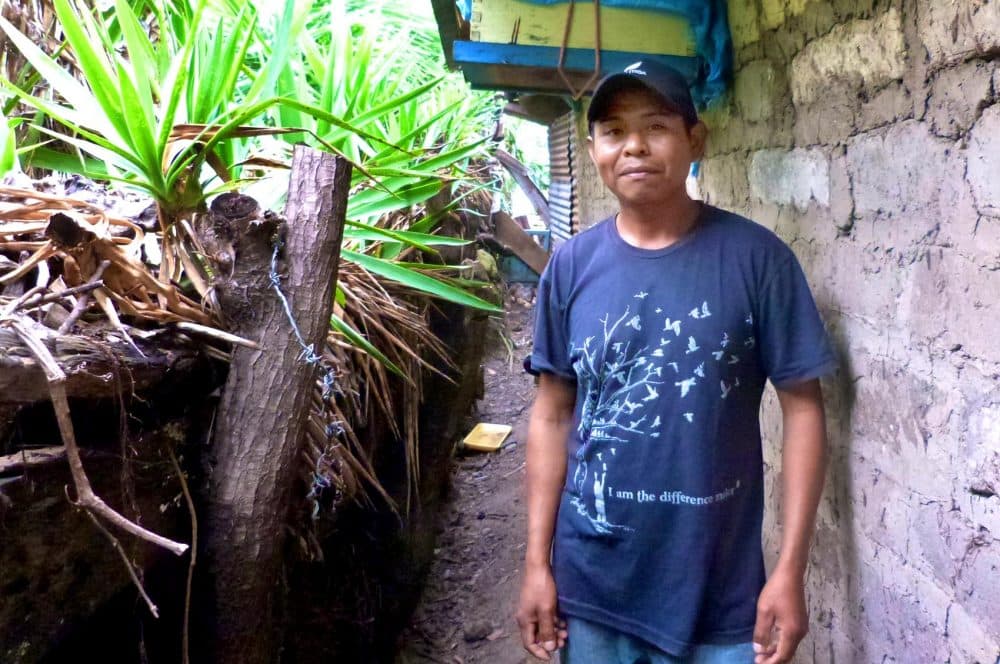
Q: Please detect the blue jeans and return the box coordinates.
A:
[562,617,755,664]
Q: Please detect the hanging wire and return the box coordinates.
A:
[268,235,342,517]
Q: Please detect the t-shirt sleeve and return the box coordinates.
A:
[524,262,575,379]
[756,254,837,388]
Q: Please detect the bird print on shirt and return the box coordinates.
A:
[689,301,712,319]
[686,336,700,354]
[675,377,697,397]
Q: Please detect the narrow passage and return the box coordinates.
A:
[398,287,538,664]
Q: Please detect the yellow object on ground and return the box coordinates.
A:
[463,422,513,452]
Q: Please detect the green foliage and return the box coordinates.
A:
[0,0,503,353]
[0,110,18,176]
[253,0,503,313]
[1,0,238,215]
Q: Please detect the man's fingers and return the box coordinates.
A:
[517,606,563,661]
[752,604,774,647]
[551,616,568,649]
[753,605,776,664]
[517,615,552,661]
[759,627,799,664]
[517,613,539,654]
[769,621,807,664]
[537,608,559,653]
[526,643,552,661]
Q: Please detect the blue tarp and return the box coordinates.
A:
[457,0,731,108]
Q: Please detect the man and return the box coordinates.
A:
[516,59,834,664]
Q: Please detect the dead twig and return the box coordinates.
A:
[501,462,525,479]
[0,446,67,473]
[17,279,105,312]
[0,314,189,556]
[57,259,111,333]
[81,505,160,618]
[167,444,197,664]
[173,321,260,349]
[1,285,46,317]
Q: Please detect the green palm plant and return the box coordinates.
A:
[0,109,17,176]
[255,0,500,312]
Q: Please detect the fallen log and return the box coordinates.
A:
[0,327,205,403]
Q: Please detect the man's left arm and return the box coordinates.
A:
[753,378,828,664]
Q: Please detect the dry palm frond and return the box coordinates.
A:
[0,189,213,328]
[0,186,145,244]
[298,256,458,523]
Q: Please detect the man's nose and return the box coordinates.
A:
[623,131,648,155]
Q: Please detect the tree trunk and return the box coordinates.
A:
[201,147,351,663]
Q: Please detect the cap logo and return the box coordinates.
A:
[624,61,646,76]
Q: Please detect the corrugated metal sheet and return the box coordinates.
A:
[547,111,577,246]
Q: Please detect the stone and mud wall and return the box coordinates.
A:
[575,1,1000,661]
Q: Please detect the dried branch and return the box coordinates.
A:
[0,446,67,473]
[18,279,105,312]
[173,321,260,349]
[57,259,111,333]
[82,507,160,618]
[1,285,46,316]
[167,444,197,664]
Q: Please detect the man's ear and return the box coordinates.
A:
[688,121,708,161]
[587,134,597,166]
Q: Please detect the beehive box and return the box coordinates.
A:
[468,0,695,57]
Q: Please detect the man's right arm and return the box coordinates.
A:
[516,372,576,661]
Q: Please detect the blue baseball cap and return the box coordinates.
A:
[587,60,699,127]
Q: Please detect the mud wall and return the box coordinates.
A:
[571,1,1000,661]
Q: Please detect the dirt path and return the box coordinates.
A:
[397,287,539,664]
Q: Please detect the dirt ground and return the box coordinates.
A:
[397,285,544,664]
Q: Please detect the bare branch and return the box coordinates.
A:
[167,444,198,664]
[173,321,260,349]
[82,507,160,618]
[18,280,105,312]
[57,259,112,334]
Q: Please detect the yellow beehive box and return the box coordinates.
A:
[469,0,695,57]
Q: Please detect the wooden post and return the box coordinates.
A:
[201,147,351,663]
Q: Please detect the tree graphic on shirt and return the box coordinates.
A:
[570,305,663,533]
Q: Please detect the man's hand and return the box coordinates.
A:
[753,378,826,663]
[517,373,574,661]
[516,564,567,661]
[752,569,808,664]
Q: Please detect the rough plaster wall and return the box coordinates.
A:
[698,1,1000,662]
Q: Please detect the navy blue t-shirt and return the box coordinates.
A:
[527,204,835,655]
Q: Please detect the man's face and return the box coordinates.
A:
[587,87,706,209]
